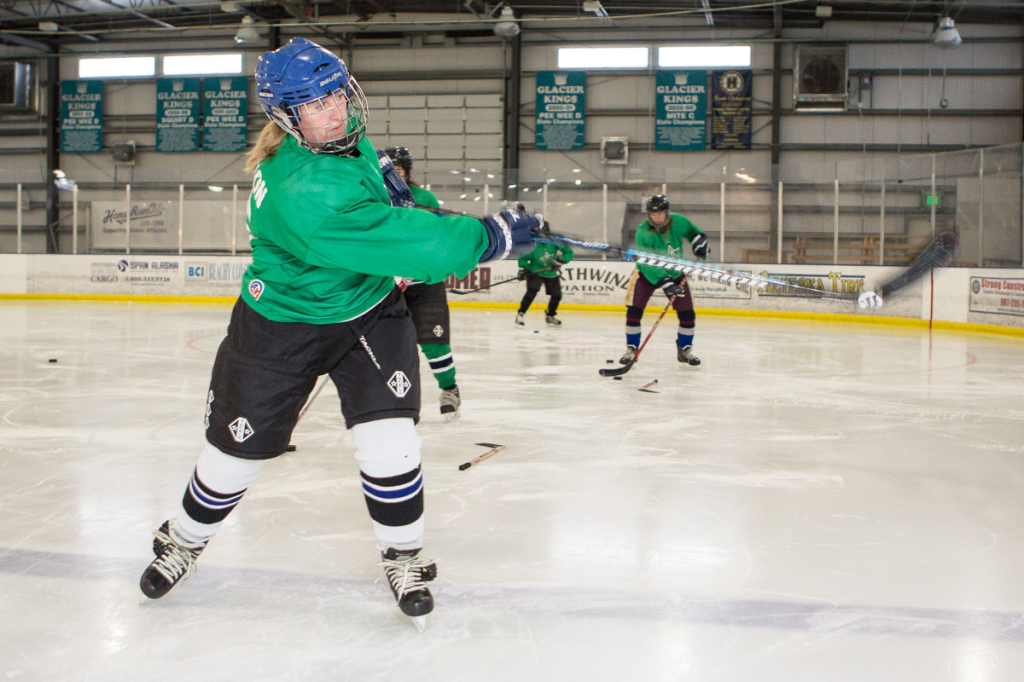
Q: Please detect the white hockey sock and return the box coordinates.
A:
[174,441,265,545]
[351,418,425,551]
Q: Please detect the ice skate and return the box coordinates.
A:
[139,520,207,599]
[379,548,437,632]
[545,314,562,326]
[619,345,637,365]
[677,345,701,366]
[514,312,525,326]
[439,385,460,421]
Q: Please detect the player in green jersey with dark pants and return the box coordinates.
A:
[621,195,709,367]
[515,225,574,326]
[138,38,539,632]
[385,146,461,421]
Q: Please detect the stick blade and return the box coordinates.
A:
[599,363,634,377]
[475,442,503,448]
[879,231,961,298]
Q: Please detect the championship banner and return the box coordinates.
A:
[60,80,103,153]
[969,276,1024,317]
[156,78,200,152]
[203,76,248,152]
[711,69,752,150]
[655,70,706,151]
[535,71,585,151]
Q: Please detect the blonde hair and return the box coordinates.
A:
[245,122,287,173]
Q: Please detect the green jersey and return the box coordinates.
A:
[518,242,574,279]
[243,135,488,323]
[409,184,439,210]
[634,212,704,285]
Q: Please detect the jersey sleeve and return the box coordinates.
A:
[284,169,489,284]
[411,185,440,209]
[557,245,574,263]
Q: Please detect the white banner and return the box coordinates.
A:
[969,276,1024,317]
[91,201,178,251]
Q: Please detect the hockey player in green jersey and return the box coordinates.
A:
[515,222,574,326]
[384,146,461,421]
[138,38,540,632]
[621,195,709,367]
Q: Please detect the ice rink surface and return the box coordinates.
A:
[1,299,1023,681]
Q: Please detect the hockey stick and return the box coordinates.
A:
[877,232,960,298]
[458,442,506,471]
[449,277,522,296]
[416,203,857,303]
[599,300,673,377]
[285,374,331,452]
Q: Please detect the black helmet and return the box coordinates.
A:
[645,195,670,214]
[384,146,413,176]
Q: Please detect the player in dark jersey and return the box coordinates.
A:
[138,38,539,632]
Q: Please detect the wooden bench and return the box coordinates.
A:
[792,235,878,265]
[742,249,784,264]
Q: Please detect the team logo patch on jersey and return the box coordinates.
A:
[228,416,255,443]
[433,325,444,337]
[248,279,265,301]
[205,390,214,429]
[387,371,412,398]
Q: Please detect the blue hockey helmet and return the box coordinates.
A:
[255,37,368,155]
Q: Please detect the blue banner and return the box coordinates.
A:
[535,71,585,151]
[157,78,200,152]
[655,70,706,151]
[60,80,103,153]
[711,69,752,150]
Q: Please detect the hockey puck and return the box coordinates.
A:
[285,444,297,452]
[48,358,57,363]
[606,359,614,363]
[613,376,623,380]
[533,330,539,334]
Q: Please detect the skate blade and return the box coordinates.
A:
[411,615,427,633]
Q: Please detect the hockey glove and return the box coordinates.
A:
[690,232,710,260]
[479,209,540,262]
[656,276,685,300]
[517,267,528,281]
[376,150,414,208]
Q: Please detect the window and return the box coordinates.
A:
[658,46,751,68]
[163,54,243,76]
[79,57,155,79]
[557,47,649,69]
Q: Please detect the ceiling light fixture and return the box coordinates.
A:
[493,7,520,39]
[234,16,260,45]
[582,0,609,18]
[932,17,962,48]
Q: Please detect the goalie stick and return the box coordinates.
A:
[599,300,672,377]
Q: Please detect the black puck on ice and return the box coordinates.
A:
[285,444,297,452]
[48,358,57,363]
[613,376,623,380]
[606,359,614,363]
[533,330,539,333]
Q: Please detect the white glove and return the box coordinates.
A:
[858,291,883,309]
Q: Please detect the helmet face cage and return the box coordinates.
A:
[385,146,413,177]
[257,38,369,156]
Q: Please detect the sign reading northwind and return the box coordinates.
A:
[655,70,707,151]
[535,71,585,151]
